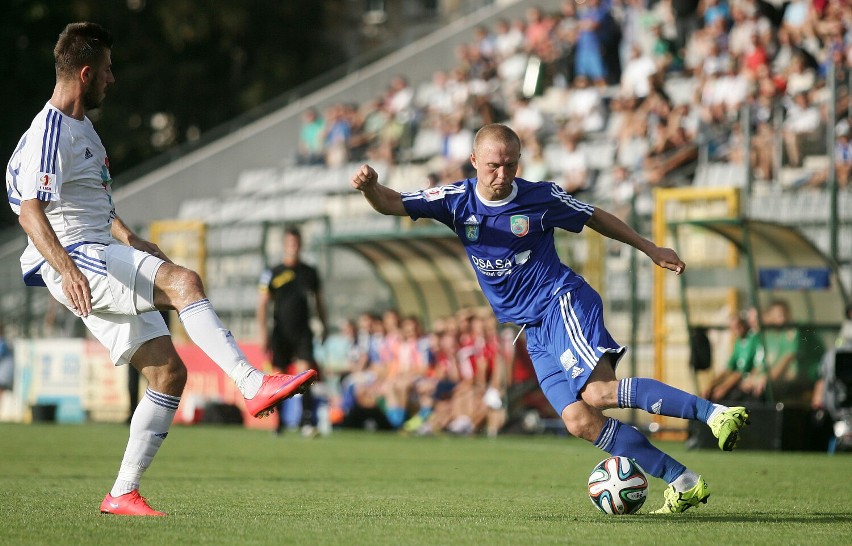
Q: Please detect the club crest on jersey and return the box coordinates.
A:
[510,215,529,237]
[464,215,480,242]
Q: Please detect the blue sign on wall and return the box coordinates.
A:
[758,267,831,290]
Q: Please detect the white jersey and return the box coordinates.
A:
[6,103,116,286]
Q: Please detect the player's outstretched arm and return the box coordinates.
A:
[351,164,407,216]
[585,206,685,275]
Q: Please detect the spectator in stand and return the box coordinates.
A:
[407,321,463,435]
[742,31,770,76]
[495,23,530,100]
[415,70,455,117]
[621,44,659,100]
[509,94,545,144]
[783,53,817,98]
[700,0,730,30]
[717,59,749,119]
[651,22,683,73]
[519,136,549,182]
[751,120,776,181]
[781,0,812,45]
[296,107,325,166]
[439,114,475,180]
[728,2,772,60]
[574,0,609,86]
[362,98,404,165]
[741,300,825,405]
[643,91,699,186]
[615,101,651,171]
[553,130,590,194]
[323,103,352,168]
[524,6,553,56]
[782,91,822,167]
[473,25,497,62]
[702,313,759,403]
[382,315,430,430]
[699,40,730,79]
[771,27,798,75]
[552,1,579,88]
[564,75,606,134]
[494,18,525,61]
[670,0,701,57]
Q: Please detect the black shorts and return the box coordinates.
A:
[270,330,315,370]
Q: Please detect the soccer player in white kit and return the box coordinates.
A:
[6,22,316,516]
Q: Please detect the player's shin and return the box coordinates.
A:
[617,378,723,423]
[593,417,687,484]
[178,298,263,397]
[110,388,178,497]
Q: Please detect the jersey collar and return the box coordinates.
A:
[474,180,518,207]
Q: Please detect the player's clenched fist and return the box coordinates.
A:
[351,164,378,191]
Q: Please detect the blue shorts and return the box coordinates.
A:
[525,282,625,415]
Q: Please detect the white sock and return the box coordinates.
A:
[671,469,700,492]
[178,299,264,398]
[707,404,728,423]
[110,388,179,497]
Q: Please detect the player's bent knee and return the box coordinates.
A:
[580,380,618,410]
[156,264,206,306]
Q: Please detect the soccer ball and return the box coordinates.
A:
[587,456,648,514]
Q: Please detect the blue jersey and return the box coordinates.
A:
[402,178,594,325]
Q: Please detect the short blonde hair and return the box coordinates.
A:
[473,124,521,153]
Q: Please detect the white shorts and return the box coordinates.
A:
[41,243,170,366]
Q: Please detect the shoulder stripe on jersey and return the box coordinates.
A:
[549,183,594,214]
[401,183,466,202]
[41,109,62,174]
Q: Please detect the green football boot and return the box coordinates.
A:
[652,476,710,514]
[708,406,750,451]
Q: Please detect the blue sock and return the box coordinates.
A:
[594,418,686,483]
[618,378,714,423]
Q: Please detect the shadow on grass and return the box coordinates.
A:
[596,512,852,524]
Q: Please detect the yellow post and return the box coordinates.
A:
[652,187,740,430]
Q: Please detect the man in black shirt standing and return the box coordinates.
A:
[257,227,328,434]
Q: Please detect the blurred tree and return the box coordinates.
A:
[1,0,344,228]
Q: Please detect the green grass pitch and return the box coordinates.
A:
[1,423,850,545]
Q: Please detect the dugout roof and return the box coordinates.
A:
[325,224,487,325]
[673,218,849,327]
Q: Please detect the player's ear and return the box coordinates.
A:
[470,153,477,169]
[80,65,91,84]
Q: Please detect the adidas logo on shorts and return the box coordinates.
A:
[560,349,577,371]
[651,399,663,414]
[571,365,584,379]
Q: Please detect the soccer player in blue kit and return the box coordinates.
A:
[351,123,749,514]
